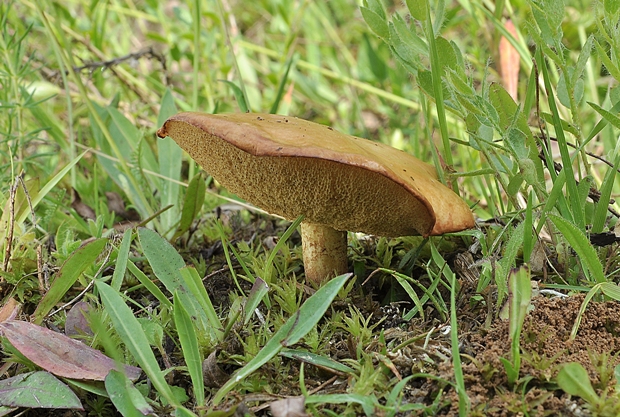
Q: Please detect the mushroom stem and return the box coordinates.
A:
[300,222,348,283]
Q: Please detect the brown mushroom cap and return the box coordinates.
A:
[157,112,474,237]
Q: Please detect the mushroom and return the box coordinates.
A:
[157,112,475,283]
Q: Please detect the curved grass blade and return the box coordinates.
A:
[548,214,605,284]
[213,273,352,404]
[96,281,179,407]
[173,292,205,407]
[33,238,107,325]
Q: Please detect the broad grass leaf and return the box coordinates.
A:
[173,292,205,407]
[0,371,82,410]
[213,273,352,404]
[33,238,107,324]
[600,282,620,300]
[105,370,152,417]
[557,363,599,405]
[138,227,185,291]
[279,348,354,374]
[96,281,179,407]
[179,266,223,340]
[0,321,140,381]
[548,214,606,284]
[139,228,219,337]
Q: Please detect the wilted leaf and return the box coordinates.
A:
[71,189,96,220]
[0,321,140,381]
[0,371,83,410]
[65,301,94,337]
[106,191,140,221]
[270,396,306,417]
[203,351,229,388]
[0,298,20,323]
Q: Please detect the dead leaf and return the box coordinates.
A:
[71,189,96,221]
[202,350,229,388]
[65,301,94,337]
[105,192,140,221]
[0,298,21,322]
[499,19,520,100]
[270,396,306,417]
[0,320,140,381]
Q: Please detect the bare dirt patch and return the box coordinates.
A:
[445,294,620,416]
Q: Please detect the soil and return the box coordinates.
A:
[434,294,620,416]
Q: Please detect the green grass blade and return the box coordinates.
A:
[126,260,173,309]
[173,172,206,240]
[548,214,606,284]
[96,281,179,407]
[269,54,297,114]
[105,370,152,417]
[111,229,133,291]
[537,49,584,230]
[138,227,186,292]
[179,266,224,340]
[430,242,469,416]
[173,292,205,407]
[213,273,351,404]
[263,215,304,283]
[244,277,269,325]
[17,150,87,225]
[157,89,181,237]
[280,348,354,374]
[33,238,108,325]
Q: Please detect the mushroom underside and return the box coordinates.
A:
[164,121,437,237]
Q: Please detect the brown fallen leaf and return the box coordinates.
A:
[105,191,140,221]
[499,19,520,100]
[0,320,140,381]
[71,189,96,221]
[0,298,21,322]
[202,350,230,388]
[270,396,306,417]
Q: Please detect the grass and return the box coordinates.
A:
[1,0,620,415]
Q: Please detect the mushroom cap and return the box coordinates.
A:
[157,112,474,237]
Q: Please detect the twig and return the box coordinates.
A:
[46,46,170,86]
